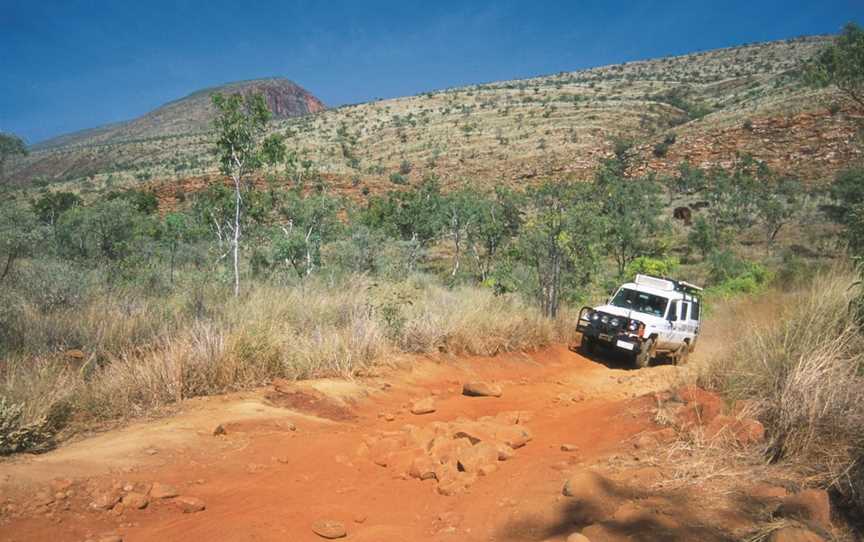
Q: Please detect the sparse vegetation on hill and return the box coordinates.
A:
[3,34,860,197]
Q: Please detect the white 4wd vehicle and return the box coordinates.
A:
[575,274,703,367]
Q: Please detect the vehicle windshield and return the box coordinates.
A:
[609,288,669,317]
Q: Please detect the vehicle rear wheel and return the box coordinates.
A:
[580,334,595,355]
[675,343,690,365]
[634,338,654,368]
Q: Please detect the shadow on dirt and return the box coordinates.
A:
[495,474,742,542]
[570,345,676,371]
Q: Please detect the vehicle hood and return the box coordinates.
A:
[592,304,667,326]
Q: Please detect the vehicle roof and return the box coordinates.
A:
[618,283,687,300]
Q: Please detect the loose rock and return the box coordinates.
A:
[149,482,179,500]
[174,496,206,513]
[561,444,579,452]
[312,519,347,539]
[90,491,121,511]
[121,492,148,510]
[410,397,436,415]
[462,381,503,398]
[212,424,227,436]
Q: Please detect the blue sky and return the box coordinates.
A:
[1,0,861,144]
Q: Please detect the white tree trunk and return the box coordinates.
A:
[232,174,242,297]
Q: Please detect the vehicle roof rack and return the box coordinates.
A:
[634,274,703,295]
[676,280,704,294]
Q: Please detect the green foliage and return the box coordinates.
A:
[389,172,408,185]
[706,250,773,296]
[465,187,522,282]
[269,187,341,279]
[103,189,159,214]
[362,177,445,249]
[0,205,48,282]
[32,191,82,225]
[624,256,680,280]
[825,167,864,253]
[210,92,285,296]
[595,155,666,276]
[704,156,764,228]
[0,132,27,174]
[513,181,604,317]
[803,22,864,109]
[687,215,719,259]
[55,199,155,267]
[212,93,273,177]
[755,175,806,250]
[667,161,707,198]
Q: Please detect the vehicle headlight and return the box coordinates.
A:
[610,317,621,328]
[600,315,609,324]
[590,312,600,321]
[627,320,641,332]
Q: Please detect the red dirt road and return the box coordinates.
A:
[0,345,716,542]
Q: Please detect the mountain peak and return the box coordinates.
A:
[35,78,324,150]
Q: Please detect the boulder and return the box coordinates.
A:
[462,381,503,398]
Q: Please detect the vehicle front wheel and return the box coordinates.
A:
[580,334,595,355]
[634,338,654,368]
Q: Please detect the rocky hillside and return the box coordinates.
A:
[31,78,325,150]
[5,35,861,197]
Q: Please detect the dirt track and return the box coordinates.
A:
[0,334,782,542]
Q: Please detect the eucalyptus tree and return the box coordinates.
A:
[211,92,285,296]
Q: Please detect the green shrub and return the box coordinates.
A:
[706,251,773,296]
[624,256,680,280]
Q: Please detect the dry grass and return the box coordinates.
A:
[0,274,569,450]
[699,265,864,515]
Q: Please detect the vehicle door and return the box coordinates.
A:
[679,301,695,340]
[661,300,679,348]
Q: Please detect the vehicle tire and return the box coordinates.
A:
[580,334,595,355]
[634,338,654,368]
[675,343,690,366]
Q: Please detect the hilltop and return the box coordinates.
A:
[4,34,861,200]
[30,77,325,151]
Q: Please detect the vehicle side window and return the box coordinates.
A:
[667,301,678,321]
[692,301,700,321]
[681,302,689,321]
